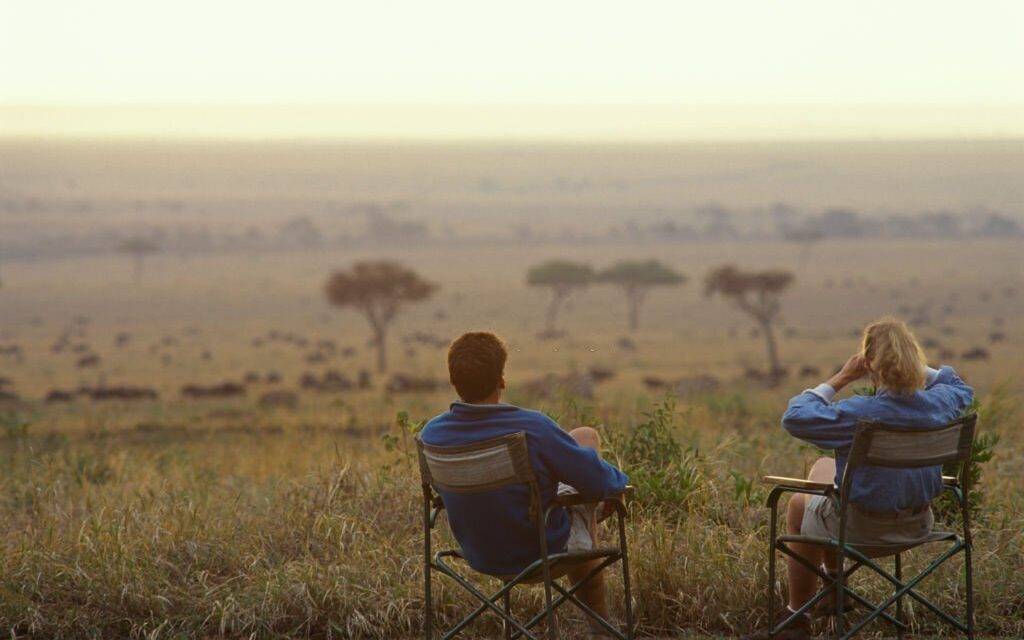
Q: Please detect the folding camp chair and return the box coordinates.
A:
[763,413,977,639]
[416,431,634,640]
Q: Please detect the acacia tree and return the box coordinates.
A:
[598,260,686,332]
[705,265,794,384]
[118,237,160,283]
[526,260,595,336]
[324,260,437,373]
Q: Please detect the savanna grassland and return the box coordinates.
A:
[1,139,1022,638]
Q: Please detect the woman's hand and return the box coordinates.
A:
[827,353,869,392]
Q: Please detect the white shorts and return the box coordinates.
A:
[557,483,595,552]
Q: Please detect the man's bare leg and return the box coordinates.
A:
[785,457,837,611]
[567,426,609,624]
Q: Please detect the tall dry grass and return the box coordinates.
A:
[0,386,1021,639]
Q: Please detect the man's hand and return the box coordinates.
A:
[827,353,868,393]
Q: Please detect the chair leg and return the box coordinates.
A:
[835,550,845,640]
[423,493,433,640]
[965,542,974,639]
[544,567,557,640]
[424,556,433,639]
[895,553,904,640]
[618,510,634,640]
[767,506,778,639]
[504,588,512,640]
[424,565,432,640]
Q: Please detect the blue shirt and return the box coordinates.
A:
[781,366,974,512]
[420,402,628,576]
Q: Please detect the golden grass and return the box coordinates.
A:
[1,385,1021,639]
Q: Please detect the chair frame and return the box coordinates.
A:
[417,431,635,640]
[763,413,977,640]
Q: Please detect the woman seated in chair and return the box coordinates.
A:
[754,316,974,640]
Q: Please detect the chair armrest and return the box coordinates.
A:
[762,476,834,491]
[942,475,959,487]
[552,484,634,508]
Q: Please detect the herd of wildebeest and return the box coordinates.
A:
[0,324,447,409]
[0,271,1013,413]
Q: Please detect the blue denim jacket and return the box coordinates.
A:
[781,366,974,512]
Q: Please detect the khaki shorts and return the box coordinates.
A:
[802,494,934,552]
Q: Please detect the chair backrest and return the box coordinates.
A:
[416,431,536,494]
[846,413,976,471]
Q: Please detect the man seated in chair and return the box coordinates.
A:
[420,331,628,636]
[745,317,974,640]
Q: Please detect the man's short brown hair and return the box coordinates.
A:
[447,332,507,402]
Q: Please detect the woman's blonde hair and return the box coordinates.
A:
[861,316,928,395]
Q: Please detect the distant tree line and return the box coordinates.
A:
[526,259,793,384]
[3,199,1021,263]
[528,259,687,334]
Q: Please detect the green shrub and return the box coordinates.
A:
[934,390,1010,524]
[608,394,701,514]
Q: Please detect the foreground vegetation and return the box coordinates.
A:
[1,384,1021,639]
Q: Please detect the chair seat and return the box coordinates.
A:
[778,530,959,558]
[437,546,622,583]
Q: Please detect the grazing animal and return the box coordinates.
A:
[642,376,668,391]
[616,337,637,351]
[961,347,990,361]
[673,375,721,396]
[357,370,372,389]
[0,344,24,363]
[321,370,354,392]
[45,389,76,403]
[522,372,595,399]
[386,373,443,394]
[86,386,159,401]
[745,367,788,383]
[587,366,616,383]
[258,390,299,409]
[76,354,101,368]
[299,372,320,390]
[180,382,245,399]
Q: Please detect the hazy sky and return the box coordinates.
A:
[2,0,1023,139]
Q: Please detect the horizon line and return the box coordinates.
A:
[4,103,1023,142]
